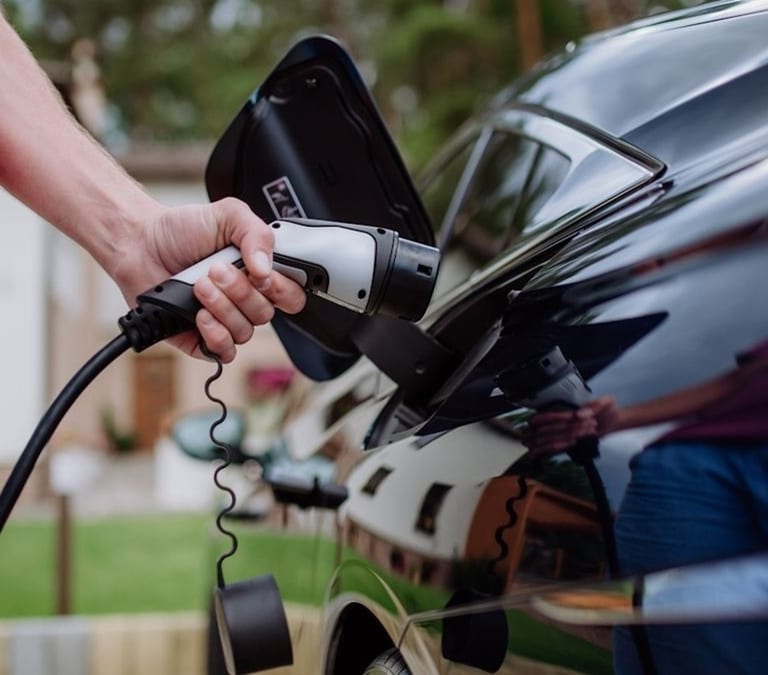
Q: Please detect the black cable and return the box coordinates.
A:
[198,342,239,590]
[487,469,531,593]
[0,333,131,533]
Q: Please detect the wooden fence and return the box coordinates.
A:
[0,606,319,675]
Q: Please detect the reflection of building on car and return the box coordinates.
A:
[345,473,604,590]
[343,435,605,592]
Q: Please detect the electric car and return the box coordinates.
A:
[206,2,768,672]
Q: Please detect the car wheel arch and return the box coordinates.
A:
[325,602,398,675]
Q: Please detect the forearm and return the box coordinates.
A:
[611,370,743,432]
[0,16,163,276]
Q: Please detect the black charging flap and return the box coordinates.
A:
[206,36,433,381]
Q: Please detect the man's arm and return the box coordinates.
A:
[0,14,305,361]
[524,351,768,456]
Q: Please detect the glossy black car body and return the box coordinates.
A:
[212,2,768,673]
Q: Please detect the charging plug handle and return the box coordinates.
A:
[119,217,440,353]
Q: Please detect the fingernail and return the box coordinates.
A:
[210,262,234,283]
[251,250,272,277]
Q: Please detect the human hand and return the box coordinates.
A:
[522,396,620,457]
[111,197,306,362]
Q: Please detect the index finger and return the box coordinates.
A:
[260,270,307,315]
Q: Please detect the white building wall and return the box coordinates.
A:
[0,189,47,463]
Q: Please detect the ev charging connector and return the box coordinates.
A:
[119,217,440,353]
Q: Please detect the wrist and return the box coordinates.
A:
[93,194,167,302]
[592,397,622,435]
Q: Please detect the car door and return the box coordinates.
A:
[326,108,667,674]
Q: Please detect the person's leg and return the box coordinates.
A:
[612,441,768,675]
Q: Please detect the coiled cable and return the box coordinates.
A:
[199,342,240,589]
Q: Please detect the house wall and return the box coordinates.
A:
[0,190,47,466]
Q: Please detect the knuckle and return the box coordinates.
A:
[276,282,307,315]
[206,332,229,354]
[227,277,254,304]
[233,323,255,345]
[253,302,275,324]
[256,224,275,248]
[221,196,246,215]
[219,197,257,228]
[199,321,229,352]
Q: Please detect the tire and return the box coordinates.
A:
[363,648,412,675]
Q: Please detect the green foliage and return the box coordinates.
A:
[210,523,337,606]
[539,0,590,51]
[373,4,516,168]
[4,0,689,160]
[100,407,137,454]
[0,514,209,616]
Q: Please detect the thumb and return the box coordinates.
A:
[206,198,274,282]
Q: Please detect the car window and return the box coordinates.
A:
[453,134,539,260]
[420,139,477,238]
[434,131,570,296]
[517,145,571,233]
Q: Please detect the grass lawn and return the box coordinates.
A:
[1,513,611,674]
[0,513,337,618]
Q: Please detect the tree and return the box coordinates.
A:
[5,0,689,160]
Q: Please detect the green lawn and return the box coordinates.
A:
[0,513,336,617]
[1,514,611,674]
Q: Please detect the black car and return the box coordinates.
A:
[205,2,768,673]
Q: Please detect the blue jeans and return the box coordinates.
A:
[612,441,768,675]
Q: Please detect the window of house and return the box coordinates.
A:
[361,466,393,496]
[420,561,438,584]
[415,482,453,535]
[390,549,405,574]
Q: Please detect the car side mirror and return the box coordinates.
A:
[531,552,768,626]
[269,476,348,511]
[171,409,246,463]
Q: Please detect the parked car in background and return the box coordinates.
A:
[206,2,768,673]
